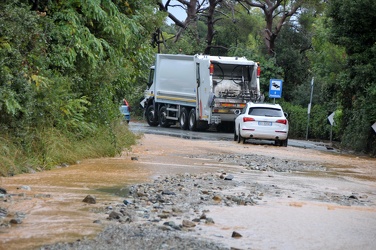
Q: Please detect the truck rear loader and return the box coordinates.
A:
[140,54,261,131]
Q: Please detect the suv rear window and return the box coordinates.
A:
[248,107,282,117]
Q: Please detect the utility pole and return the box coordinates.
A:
[306,77,314,140]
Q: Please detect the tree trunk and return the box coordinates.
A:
[204,0,217,54]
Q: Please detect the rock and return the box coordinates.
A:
[18,186,31,191]
[162,190,176,195]
[172,207,183,213]
[205,218,215,224]
[231,231,242,238]
[0,208,8,218]
[0,188,7,194]
[158,225,172,231]
[157,214,170,219]
[108,211,122,220]
[182,220,196,228]
[82,195,96,204]
[10,218,23,224]
[34,194,51,198]
[136,192,147,197]
[348,194,359,200]
[224,174,234,180]
[163,221,180,230]
[123,199,133,205]
[15,212,26,219]
[212,195,222,202]
[131,156,138,161]
[93,220,101,224]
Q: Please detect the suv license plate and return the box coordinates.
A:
[258,121,272,126]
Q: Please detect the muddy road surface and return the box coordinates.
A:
[0,122,375,250]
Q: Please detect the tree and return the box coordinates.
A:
[237,0,319,55]
[327,0,376,153]
[157,0,206,43]
[0,0,164,143]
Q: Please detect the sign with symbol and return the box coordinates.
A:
[269,79,283,98]
[328,112,335,126]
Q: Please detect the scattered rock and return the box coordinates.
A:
[224,174,234,180]
[82,195,96,204]
[0,208,8,218]
[205,218,215,224]
[182,220,196,228]
[10,218,23,224]
[108,211,122,220]
[18,186,31,191]
[212,195,222,202]
[231,231,242,238]
[131,157,138,161]
[0,188,7,194]
[157,214,170,219]
[162,190,176,195]
[348,194,359,200]
[34,194,51,198]
[123,199,133,205]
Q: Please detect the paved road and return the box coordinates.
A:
[128,121,337,152]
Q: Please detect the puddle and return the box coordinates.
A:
[0,157,151,250]
[192,201,376,250]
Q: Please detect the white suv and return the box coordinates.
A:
[234,102,289,146]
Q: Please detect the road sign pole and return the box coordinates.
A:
[330,125,333,144]
[305,77,314,140]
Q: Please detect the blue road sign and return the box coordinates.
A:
[269,79,283,98]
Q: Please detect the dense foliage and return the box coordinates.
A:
[0,0,165,175]
[326,0,376,153]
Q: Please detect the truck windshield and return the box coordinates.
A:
[147,68,155,87]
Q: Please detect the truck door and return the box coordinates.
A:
[196,62,211,122]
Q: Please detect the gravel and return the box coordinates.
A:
[40,155,374,250]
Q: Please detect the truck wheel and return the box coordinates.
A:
[146,105,159,126]
[233,128,238,141]
[188,109,197,131]
[159,106,170,128]
[179,108,189,130]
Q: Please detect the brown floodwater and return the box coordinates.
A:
[0,156,155,250]
[0,133,376,250]
[0,135,219,250]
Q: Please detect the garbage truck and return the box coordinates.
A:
[140,53,261,131]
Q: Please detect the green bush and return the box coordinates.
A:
[0,120,137,176]
[279,102,306,139]
[279,101,335,141]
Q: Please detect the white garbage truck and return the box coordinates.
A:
[140,53,261,131]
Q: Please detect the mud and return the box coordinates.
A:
[0,133,375,250]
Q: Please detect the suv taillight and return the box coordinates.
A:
[243,117,255,122]
[276,119,287,125]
